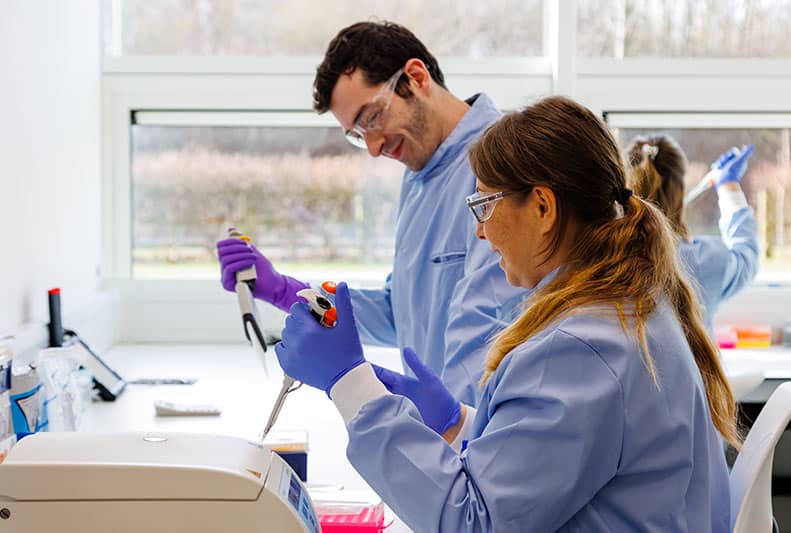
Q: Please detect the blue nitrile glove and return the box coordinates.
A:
[711,144,754,189]
[217,238,309,312]
[275,282,365,394]
[372,347,461,435]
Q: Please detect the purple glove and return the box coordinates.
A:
[275,282,366,394]
[372,347,461,435]
[711,144,754,189]
[216,238,309,312]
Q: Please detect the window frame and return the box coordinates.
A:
[102,0,791,341]
[102,62,556,285]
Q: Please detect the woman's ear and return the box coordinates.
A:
[532,186,558,236]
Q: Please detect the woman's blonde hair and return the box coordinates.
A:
[468,97,740,448]
[625,135,690,239]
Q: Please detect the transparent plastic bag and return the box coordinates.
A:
[36,347,86,432]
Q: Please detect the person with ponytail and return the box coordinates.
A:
[275,96,736,532]
[625,135,759,330]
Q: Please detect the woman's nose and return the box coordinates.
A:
[475,221,486,240]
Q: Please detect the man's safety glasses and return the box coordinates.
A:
[466,190,525,223]
[345,68,404,149]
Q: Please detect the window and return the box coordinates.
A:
[104,0,544,57]
[612,119,791,281]
[577,0,791,58]
[131,114,403,281]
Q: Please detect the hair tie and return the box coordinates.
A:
[642,144,659,161]
[614,187,632,206]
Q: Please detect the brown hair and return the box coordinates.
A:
[313,21,446,114]
[468,96,740,448]
[625,135,690,239]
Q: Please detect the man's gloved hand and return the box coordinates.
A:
[217,238,309,312]
[711,144,754,189]
[275,282,366,394]
[372,347,461,435]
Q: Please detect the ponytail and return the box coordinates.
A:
[626,136,690,239]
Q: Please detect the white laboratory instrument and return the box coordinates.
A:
[0,432,321,533]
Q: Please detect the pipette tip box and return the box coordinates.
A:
[265,430,308,481]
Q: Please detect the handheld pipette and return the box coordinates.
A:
[259,282,338,442]
[227,228,269,371]
[683,146,743,205]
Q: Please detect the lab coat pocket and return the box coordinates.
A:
[430,251,466,265]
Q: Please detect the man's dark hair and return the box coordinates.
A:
[313,21,446,113]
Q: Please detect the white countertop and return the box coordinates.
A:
[721,346,791,380]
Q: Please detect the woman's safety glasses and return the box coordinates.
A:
[466,190,521,223]
[345,68,404,149]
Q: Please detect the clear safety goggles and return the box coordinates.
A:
[344,68,404,149]
[466,189,528,223]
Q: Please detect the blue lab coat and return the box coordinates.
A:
[341,297,731,532]
[348,93,526,406]
[679,204,759,330]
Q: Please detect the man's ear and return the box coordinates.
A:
[403,58,431,95]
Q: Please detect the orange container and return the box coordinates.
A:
[734,326,772,348]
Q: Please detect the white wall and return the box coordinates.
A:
[0,2,102,342]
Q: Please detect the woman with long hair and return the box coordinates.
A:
[625,134,759,330]
[275,96,736,532]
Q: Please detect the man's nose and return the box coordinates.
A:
[364,131,386,157]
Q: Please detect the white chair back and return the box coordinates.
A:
[730,381,791,533]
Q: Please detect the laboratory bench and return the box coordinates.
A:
[80,343,791,530]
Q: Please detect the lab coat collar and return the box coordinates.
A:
[533,266,562,293]
[406,93,501,183]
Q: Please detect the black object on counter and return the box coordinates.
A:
[47,288,64,347]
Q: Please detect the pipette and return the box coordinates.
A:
[227,228,269,372]
[259,282,338,442]
[683,146,743,205]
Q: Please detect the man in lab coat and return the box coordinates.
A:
[217,21,525,409]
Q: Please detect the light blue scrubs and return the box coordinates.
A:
[679,204,759,330]
[345,298,731,532]
[348,93,526,406]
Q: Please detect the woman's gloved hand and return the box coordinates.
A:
[216,238,309,312]
[372,347,462,435]
[711,144,754,189]
[275,282,366,394]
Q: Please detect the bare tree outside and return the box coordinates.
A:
[578,0,791,57]
[107,0,544,57]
